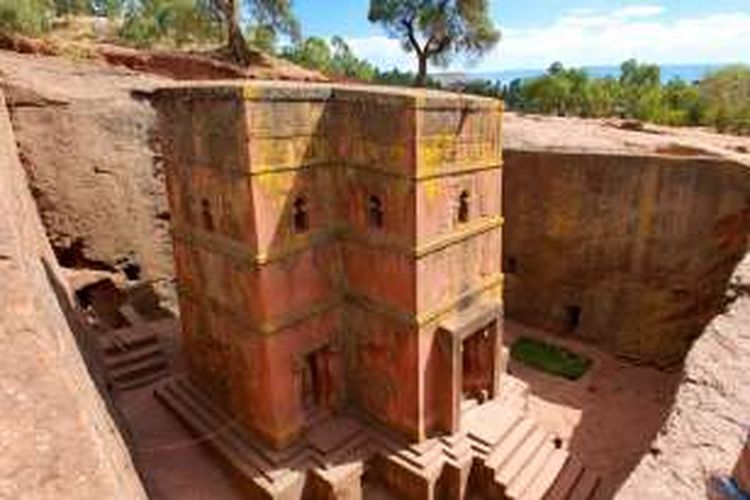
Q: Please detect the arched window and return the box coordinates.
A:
[201,198,214,231]
[458,190,470,223]
[293,196,309,233]
[368,195,384,229]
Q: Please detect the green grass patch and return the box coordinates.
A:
[510,337,592,381]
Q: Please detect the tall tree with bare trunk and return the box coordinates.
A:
[368,0,500,86]
[211,0,298,65]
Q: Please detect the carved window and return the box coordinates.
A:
[505,256,518,274]
[293,196,309,234]
[368,195,384,229]
[201,198,214,231]
[458,190,470,224]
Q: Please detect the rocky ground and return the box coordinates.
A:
[617,254,750,499]
[504,112,750,165]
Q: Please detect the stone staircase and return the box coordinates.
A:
[463,385,600,500]
[155,376,376,499]
[153,374,600,500]
[155,376,309,498]
[98,305,169,391]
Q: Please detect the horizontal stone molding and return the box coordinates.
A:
[176,272,503,339]
[172,215,503,267]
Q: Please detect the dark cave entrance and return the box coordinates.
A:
[565,305,582,332]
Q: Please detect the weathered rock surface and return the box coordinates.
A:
[503,112,750,365]
[0,89,146,498]
[617,253,750,499]
[0,50,176,309]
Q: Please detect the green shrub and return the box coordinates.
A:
[510,337,592,380]
[700,65,750,135]
[0,0,54,35]
[120,0,219,48]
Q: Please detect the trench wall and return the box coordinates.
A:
[503,149,750,365]
[0,90,146,499]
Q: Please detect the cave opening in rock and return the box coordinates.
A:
[122,262,141,281]
[566,305,582,332]
[75,279,127,328]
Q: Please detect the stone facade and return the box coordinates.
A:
[153,82,504,449]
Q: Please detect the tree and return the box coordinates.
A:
[210,0,298,65]
[246,23,276,52]
[699,65,750,134]
[368,0,500,86]
[120,0,219,48]
[54,0,90,15]
[282,36,332,72]
[619,59,661,119]
[0,0,54,35]
[330,36,376,80]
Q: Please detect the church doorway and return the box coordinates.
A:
[461,326,494,404]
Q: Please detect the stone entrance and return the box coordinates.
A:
[435,303,504,435]
[300,346,333,414]
[461,326,494,404]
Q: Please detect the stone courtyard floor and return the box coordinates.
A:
[118,378,245,500]
[502,321,682,499]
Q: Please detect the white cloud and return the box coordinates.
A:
[613,5,665,19]
[346,8,750,72]
[345,36,417,72]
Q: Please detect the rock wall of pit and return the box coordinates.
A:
[503,149,750,365]
[617,254,750,499]
[0,51,175,309]
[0,89,146,498]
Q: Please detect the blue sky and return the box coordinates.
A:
[289,0,750,72]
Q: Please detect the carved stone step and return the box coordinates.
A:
[101,330,158,354]
[485,418,535,471]
[113,369,168,390]
[519,450,569,500]
[505,441,556,499]
[495,427,548,487]
[105,343,164,369]
[466,405,522,454]
[110,356,167,384]
[155,379,306,496]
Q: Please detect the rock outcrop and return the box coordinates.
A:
[503,113,750,365]
[0,50,176,309]
[0,89,146,498]
[617,254,750,499]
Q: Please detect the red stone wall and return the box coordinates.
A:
[155,83,504,447]
[503,150,750,365]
